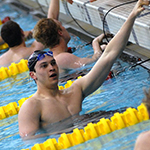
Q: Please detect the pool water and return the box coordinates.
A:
[0,2,150,150]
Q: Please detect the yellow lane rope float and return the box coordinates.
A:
[0,43,9,50]
[0,59,29,81]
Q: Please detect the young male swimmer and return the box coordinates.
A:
[18,0,150,138]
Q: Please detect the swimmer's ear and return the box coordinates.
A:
[29,72,37,80]
[58,30,63,36]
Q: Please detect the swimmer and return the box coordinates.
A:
[0,16,11,45]
[0,16,33,45]
[0,21,44,67]
[18,0,149,138]
[0,30,33,45]
[33,0,109,73]
[0,2,62,67]
[134,88,150,150]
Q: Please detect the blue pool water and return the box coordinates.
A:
[0,2,150,150]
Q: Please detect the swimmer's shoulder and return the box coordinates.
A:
[21,94,41,109]
[135,131,150,150]
[55,52,76,63]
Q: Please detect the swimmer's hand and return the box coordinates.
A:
[132,0,150,17]
[67,0,73,4]
[100,32,114,44]
[89,0,97,2]
[92,34,105,59]
[104,33,114,39]
[66,0,97,4]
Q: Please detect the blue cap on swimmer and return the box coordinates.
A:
[28,50,53,71]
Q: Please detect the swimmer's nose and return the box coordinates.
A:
[48,64,56,72]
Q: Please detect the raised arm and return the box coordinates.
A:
[47,0,73,19]
[74,0,149,97]
[47,0,59,19]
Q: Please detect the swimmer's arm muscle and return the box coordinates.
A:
[18,99,41,138]
[47,0,59,19]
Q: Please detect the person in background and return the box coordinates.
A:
[0,16,33,45]
[0,14,46,67]
[18,0,149,138]
[134,88,150,150]
[33,0,108,73]
[0,30,33,45]
[0,20,44,67]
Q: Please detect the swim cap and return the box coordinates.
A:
[28,50,53,71]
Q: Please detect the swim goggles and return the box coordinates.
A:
[37,51,53,61]
[28,50,53,71]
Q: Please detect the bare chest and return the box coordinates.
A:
[40,90,83,127]
[41,98,70,123]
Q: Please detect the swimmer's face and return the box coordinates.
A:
[54,19,71,44]
[32,55,59,86]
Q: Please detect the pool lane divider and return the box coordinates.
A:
[0,42,9,50]
[0,59,29,81]
[21,103,149,150]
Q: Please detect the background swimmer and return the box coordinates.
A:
[33,0,108,73]
[0,20,44,67]
[0,16,32,45]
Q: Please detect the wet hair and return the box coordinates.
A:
[28,50,53,72]
[33,18,61,48]
[1,20,24,47]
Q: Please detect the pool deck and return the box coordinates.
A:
[5,0,150,69]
